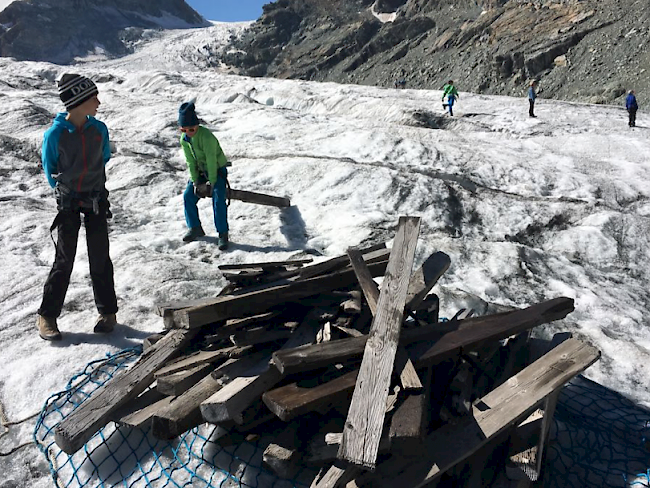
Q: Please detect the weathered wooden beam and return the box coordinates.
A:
[263,369,359,422]
[218,258,313,271]
[200,309,324,424]
[297,243,387,281]
[154,346,249,378]
[156,363,215,397]
[347,248,380,314]
[404,251,450,313]
[348,246,428,390]
[229,327,293,347]
[173,260,389,328]
[263,420,303,479]
[311,462,363,488]
[388,367,432,450]
[339,216,421,469]
[272,298,573,376]
[151,350,269,440]
[371,338,600,487]
[228,188,290,208]
[54,329,195,454]
[411,297,574,368]
[111,388,170,429]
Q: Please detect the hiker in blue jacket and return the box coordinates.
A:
[626,90,638,127]
[528,80,537,118]
[37,74,118,341]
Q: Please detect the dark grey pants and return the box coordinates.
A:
[38,209,117,318]
[628,108,637,127]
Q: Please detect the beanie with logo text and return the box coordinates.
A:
[58,73,98,111]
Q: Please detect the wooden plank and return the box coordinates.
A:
[228,188,290,208]
[154,346,248,378]
[263,369,359,422]
[218,258,313,271]
[312,463,363,488]
[54,329,194,454]
[388,367,432,450]
[273,298,574,375]
[151,350,269,440]
[156,363,214,397]
[371,339,600,487]
[297,243,387,281]
[229,327,292,347]
[263,420,303,479]
[110,388,170,429]
[173,260,389,328]
[347,248,380,314]
[200,309,323,424]
[339,216,421,469]
[404,252,450,313]
[410,297,575,368]
[347,246,421,390]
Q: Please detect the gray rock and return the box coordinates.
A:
[218,0,650,104]
[0,0,207,64]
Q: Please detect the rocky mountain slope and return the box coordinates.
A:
[222,0,650,104]
[0,0,207,64]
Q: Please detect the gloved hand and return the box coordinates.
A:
[194,182,212,198]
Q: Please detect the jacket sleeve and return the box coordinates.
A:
[202,130,228,185]
[180,136,200,182]
[41,129,59,189]
[100,122,111,164]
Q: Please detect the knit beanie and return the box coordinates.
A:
[178,102,200,127]
[58,74,98,111]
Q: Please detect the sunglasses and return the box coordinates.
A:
[180,126,198,133]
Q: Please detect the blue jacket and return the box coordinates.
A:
[41,113,111,191]
[528,87,537,101]
[626,93,638,110]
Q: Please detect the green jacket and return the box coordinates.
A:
[180,126,228,185]
[442,84,459,100]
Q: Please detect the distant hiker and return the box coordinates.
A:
[626,90,638,127]
[528,80,537,118]
[442,80,459,116]
[37,73,118,341]
[394,79,406,89]
[178,102,230,249]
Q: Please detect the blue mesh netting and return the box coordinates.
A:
[33,347,650,488]
[33,346,317,488]
[544,375,650,488]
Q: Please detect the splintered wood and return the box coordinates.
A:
[52,216,597,488]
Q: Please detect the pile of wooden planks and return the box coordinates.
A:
[53,216,600,488]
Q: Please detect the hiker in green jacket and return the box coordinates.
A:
[442,80,459,116]
[178,102,230,249]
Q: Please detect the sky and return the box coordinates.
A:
[0,21,649,488]
[185,0,273,21]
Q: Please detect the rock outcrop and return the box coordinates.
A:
[222,0,650,104]
[0,0,207,64]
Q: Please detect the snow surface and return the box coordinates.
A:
[0,0,14,13]
[0,22,649,486]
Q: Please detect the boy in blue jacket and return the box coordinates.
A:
[626,90,638,127]
[37,74,118,341]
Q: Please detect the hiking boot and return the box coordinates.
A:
[94,313,117,333]
[218,232,229,250]
[37,315,62,341]
[183,226,205,242]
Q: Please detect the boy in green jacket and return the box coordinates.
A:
[442,80,459,116]
[178,102,230,249]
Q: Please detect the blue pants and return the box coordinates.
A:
[446,96,455,115]
[183,171,228,234]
